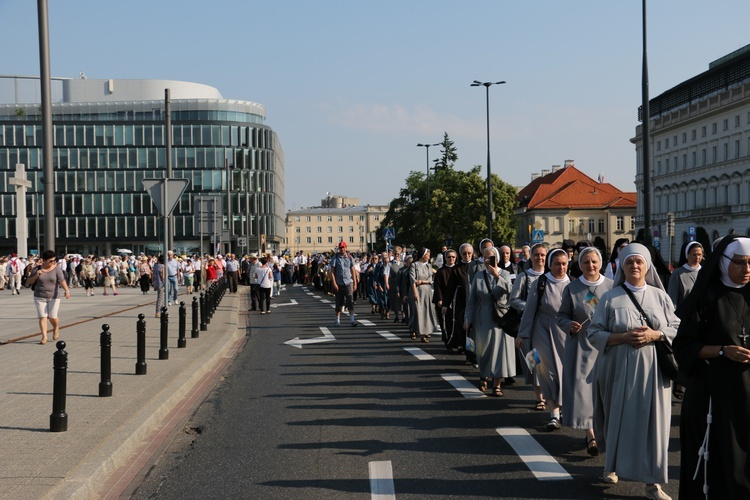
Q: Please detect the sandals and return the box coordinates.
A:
[492,387,503,397]
[410,332,417,340]
[586,437,600,456]
[672,384,685,400]
[479,379,488,392]
[535,400,547,411]
[421,336,429,343]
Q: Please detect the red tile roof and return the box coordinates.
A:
[517,165,636,210]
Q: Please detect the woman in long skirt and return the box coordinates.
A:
[409,248,437,342]
[464,246,515,396]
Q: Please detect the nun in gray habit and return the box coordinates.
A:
[587,242,680,499]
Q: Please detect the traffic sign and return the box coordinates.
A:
[237,237,247,247]
[383,227,396,240]
[532,229,544,244]
[143,178,190,217]
[688,226,696,242]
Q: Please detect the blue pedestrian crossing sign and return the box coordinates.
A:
[532,229,544,244]
[383,227,396,240]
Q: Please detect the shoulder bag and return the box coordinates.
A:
[483,270,521,337]
[620,284,679,381]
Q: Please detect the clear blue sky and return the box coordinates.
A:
[3,1,750,210]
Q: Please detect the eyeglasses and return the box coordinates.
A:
[726,255,750,267]
[46,258,57,263]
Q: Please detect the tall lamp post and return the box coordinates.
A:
[471,80,506,240]
[417,143,440,200]
[640,0,653,246]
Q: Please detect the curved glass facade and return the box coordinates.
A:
[0,89,284,256]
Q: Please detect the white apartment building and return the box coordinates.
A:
[632,44,750,262]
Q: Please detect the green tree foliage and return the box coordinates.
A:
[433,132,458,171]
[383,164,517,252]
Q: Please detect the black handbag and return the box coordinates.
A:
[621,284,679,381]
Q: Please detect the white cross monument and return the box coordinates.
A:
[9,163,32,258]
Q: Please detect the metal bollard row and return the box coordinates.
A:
[50,281,232,432]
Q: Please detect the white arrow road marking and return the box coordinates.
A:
[284,326,335,349]
[369,460,396,499]
[441,373,486,399]
[376,331,399,340]
[358,319,376,327]
[270,299,298,308]
[402,347,435,360]
[496,427,572,481]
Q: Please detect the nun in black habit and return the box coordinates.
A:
[673,235,750,499]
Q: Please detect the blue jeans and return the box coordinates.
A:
[168,275,178,303]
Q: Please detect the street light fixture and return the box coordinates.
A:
[471,80,506,240]
[417,142,440,200]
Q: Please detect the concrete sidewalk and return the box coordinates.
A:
[0,284,248,499]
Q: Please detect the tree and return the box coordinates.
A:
[433,132,458,172]
[383,165,517,252]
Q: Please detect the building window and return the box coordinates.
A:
[588,218,595,234]
[702,126,707,137]
[359,215,365,221]
[712,146,717,163]
[317,226,322,233]
[317,237,322,244]
[682,132,687,143]
[305,216,311,222]
[316,216,321,222]
[724,143,729,161]
[736,115,741,128]
[702,149,707,165]
[305,226,311,233]
[736,140,741,158]
[657,140,661,151]
[294,237,300,244]
[598,219,605,233]
[374,215,380,221]
[692,129,696,140]
[338,226,343,233]
[326,216,332,222]
[673,135,677,146]
[723,119,729,131]
[327,227,332,233]
[327,237,333,243]
[630,217,635,231]
[712,123,717,134]
[306,237,311,243]
[569,219,576,235]
[682,154,687,169]
[665,158,670,172]
[692,151,697,167]
[656,160,661,174]
[349,236,354,243]
[348,226,354,232]
[348,215,353,221]
[295,216,300,222]
[295,227,300,233]
[337,216,343,221]
[616,216,624,231]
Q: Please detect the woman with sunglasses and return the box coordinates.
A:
[26,250,70,345]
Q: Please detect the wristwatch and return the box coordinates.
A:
[718,345,725,357]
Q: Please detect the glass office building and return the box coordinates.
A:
[0,77,284,256]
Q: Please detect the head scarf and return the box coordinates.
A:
[545,248,569,284]
[612,242,664,291]
[677,236,750,319]
[718,238,750,288]
[577,246,606,286]
[678,241,703,271]
[609,238,630,264]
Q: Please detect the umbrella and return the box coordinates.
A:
[116,248,133,254]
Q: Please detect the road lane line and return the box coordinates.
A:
[376,330,399,340]
[369,460,396,499]
[320,299,331,303]
[358,319,376,327]
[495,427,573,481]
[402,347,435,360]
[441,373,486,399]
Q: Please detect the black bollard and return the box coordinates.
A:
[99,324,113,397]
[178,301,187,348]
[159,306,169,360]
[50,341,68,432]
[200,292,207,331]
[191,296,199,338]
[136,313,147,375]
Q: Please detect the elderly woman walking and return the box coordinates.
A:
[464,246,515,396]
[557,246,613,455]
[409,248,437,342]
[26,250,71,344]
[588,243,680,500]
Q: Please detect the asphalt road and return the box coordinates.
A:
[129,284,682,499]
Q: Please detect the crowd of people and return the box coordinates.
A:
[5,233,749,499]
[294,235,748,500]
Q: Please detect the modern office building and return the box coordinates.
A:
[515,161,637,251]
[632,43,750,263]
[285,194,388,254]
[0,76,284,256]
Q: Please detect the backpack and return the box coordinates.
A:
[10,260,20,274]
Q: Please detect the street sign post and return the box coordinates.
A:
[532,229,545,244]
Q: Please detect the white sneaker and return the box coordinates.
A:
[645,484,671,500]
[546,417,561,430]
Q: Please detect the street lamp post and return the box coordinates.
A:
[471,80,506,240]
[417,143,440,200]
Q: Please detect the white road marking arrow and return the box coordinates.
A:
[284,326,336,349]
[270,299,298,308]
